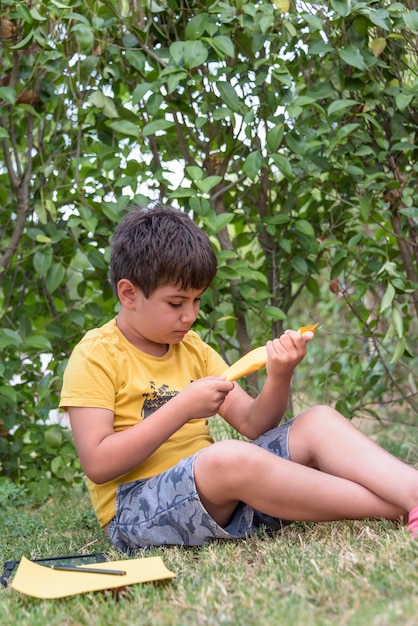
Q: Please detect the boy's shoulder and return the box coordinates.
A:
[181,329,205,347]
[77,318,119,346]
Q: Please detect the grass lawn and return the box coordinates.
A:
[1,421,418,626]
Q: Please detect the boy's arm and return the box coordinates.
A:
[69,376,233,484]
[219,329,313,440]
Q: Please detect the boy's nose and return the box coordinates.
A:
[180,306,197,323]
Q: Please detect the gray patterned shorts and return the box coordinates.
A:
[107,418,295,553]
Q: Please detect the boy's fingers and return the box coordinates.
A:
[301,330,315,342]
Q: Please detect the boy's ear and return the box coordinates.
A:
[117,279,139,308]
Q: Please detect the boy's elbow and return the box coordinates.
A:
[87,471,109,485]
[81,459,112,485]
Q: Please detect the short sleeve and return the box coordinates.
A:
[60,339,118,411]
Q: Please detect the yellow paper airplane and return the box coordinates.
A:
[222,323,320,381]
[223,346,267,382]
[10,555,176,599]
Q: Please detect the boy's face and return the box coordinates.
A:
[119,281,204,347]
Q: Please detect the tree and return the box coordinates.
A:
[0,0,417,495]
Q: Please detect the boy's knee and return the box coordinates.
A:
[297,404,345,424]
[195,440,256,483]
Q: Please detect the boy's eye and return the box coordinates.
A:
[168,298,201,308]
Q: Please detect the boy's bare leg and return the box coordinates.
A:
[194,406,418,528]
[288,405,418,516]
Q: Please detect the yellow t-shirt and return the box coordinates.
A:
[60,318,227,527]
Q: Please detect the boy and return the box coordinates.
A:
[60,205,418,552]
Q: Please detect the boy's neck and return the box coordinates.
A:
[115,314,169,357]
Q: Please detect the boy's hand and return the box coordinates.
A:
[179,377,234,420]
[266,329,313,379]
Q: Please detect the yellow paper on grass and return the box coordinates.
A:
[222,323,320,381]
[10,556,176,599]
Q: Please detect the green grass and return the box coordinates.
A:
[1,422,418,626]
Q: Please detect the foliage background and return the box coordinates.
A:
[0,0,417,498]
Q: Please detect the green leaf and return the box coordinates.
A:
[166,71,188,94]
[234,265,268,285]
[212,107,235,122]
[51,456,63,475]
[0,384,17,404]
[33,249,52,277]
[327,99,358,117]
[107,120,139,138]
[101,202,125,223]
[203,212,234,233]
[369,8,390,31]
[390,336,406,364]
[168,188,196,199]
[302,13,323,31]
[67,310,85,327]
[170,41,208,69]
[142,119,174,137]
[186,14,209,39]
[208,35,235,59]
[264,306,287,321]
[270,153,293,179]
[45,263,66,293]
[88,91,119,118]
[30,6,47,22]
[331,251,348,278]
[23,335,53,352]
[267,215,291,225]
[279,238,291,254]
[0,87,16,104]
[186,166,204,181]
[196,175,222,193]
[132,82,153,104]
[216,82,242,113]
[71,24,94,52]
[399,207,418,218]
[45,427,63,449]
[125,50,145,72]
[330,0,352,18]
[395,94,413,111]
[360,192,372,220]
[402,9,418,32]
[291,257,309,275]
[338,47,366,70]
[306,277,320,298]
[380,283,395,312]
[0,329,23,349]
[295,220,316,238]
[50,0,74,8]
[243,151,262,180]
[267,124,284,152]
[392,306,403,338]
[335,123,360,141]
[87,248,107,269]
[10,31,34,50]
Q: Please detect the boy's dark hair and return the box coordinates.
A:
[109,204,218,298]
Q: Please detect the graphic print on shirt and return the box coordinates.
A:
[142,381,179,418]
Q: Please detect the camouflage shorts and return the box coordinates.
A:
[107,418,295,553]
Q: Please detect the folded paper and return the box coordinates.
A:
[223,346,267,381]
[222,323,319,381]
[10,555,176,599]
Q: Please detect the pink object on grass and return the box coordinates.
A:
[407,507,418,538]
